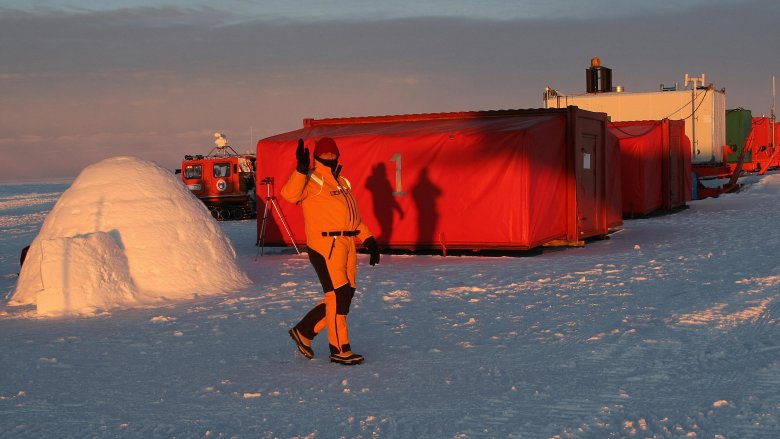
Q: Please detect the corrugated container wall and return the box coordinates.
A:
[256,107,621,251]
[545,89,726,165]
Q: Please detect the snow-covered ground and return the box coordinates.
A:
[2,173,780,438]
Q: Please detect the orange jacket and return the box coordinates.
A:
[281,160,373,244]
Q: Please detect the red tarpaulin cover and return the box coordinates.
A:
[609,119,691,216]
[257,107,620,251]
[605,130,623,229]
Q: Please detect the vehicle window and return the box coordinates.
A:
[214,163,231,178]
[184,165,202,179]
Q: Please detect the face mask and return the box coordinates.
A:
[315,156,339,170]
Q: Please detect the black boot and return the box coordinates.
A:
[329,351,364,365]
[289,328,313,359]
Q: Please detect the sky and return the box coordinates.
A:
[2,0,780,182]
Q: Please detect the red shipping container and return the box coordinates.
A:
[609,119,691,217]
[742,117,777,172]
[257,107,621,251]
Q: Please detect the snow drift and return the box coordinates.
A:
[10,156,251,316]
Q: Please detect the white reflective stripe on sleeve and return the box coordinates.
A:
[309,174,324,196]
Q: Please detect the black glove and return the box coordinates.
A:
[364,236,380,266]
[296,138,310,174]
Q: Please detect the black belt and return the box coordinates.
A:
[322,230,359,237]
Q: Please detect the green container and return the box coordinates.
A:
[726,108,753,163]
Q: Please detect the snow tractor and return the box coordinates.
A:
[178,132,257,220]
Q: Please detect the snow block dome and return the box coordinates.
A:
[11,156,251,317]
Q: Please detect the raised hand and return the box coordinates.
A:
[296,138,310,174]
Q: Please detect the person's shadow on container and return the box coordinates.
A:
[365,163,404,244]
[411,168,441,248]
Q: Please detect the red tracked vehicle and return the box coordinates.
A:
[179,132,257,220]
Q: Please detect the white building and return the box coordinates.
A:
[544,87,726,165]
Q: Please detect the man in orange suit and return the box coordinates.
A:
[282,137,380,365]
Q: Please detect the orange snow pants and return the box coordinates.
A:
[295,235,357,355]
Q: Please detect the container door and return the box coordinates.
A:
[576,134,599,237]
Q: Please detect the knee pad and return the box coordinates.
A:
[334,284,355,314]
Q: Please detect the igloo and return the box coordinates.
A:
[11,156,251,316]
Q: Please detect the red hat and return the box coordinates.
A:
[314,137,340,157]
